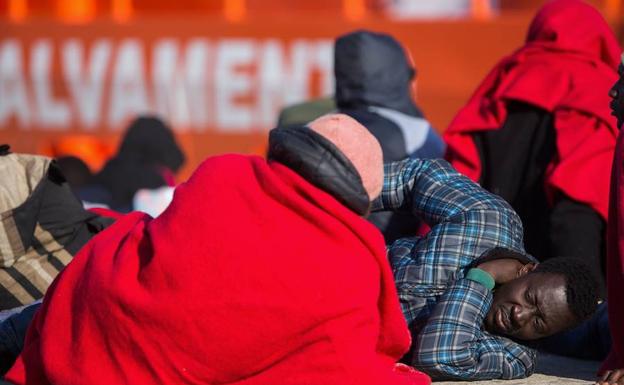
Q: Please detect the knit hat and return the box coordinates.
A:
[308,114,383,200]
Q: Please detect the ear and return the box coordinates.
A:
[517,263,537,278]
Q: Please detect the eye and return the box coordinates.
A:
[533,317,545,334]
[533,318,541,332]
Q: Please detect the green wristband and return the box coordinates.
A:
[465,268,495,291]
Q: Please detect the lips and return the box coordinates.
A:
[496,307,511,334]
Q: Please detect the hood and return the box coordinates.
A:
[118,116,185,173]
[334,30,423,117]
[526,0,621,69]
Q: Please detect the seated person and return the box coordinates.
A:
[4,115,430,385]
[335,29,445,243]
[596,52,624,385]
[85,116,185,212]
[444,0,621,291]
[374,157,600,380]
[0,145,115,311]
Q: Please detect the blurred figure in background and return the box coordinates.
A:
[277,97,335,127]
[85,116,185,213]
[0,144,117,374]
[445,0,619,293]
[0,145,115,312]
[334,29,445,243]
[55,156,93,195]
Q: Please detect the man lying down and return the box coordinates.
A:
[2,114,599,383]
[375,151,599,380]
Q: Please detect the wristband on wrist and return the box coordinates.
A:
[465,268,495,290]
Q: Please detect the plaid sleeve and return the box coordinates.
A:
[410,279,536,380]
[379,159,525,324]
[373,159,523,237]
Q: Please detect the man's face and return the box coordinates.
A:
[609,64,624,129]
[484,272,576,340]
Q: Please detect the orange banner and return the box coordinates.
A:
[1,14,540,177]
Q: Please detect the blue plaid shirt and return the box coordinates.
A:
[373,158,536,380]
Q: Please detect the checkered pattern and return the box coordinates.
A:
[373,159,536,380]
[414,279,536,380]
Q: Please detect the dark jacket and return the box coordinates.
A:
[334,30,445,242]
[334,30,445,162]
[0,148,115,311]
[474,101,605,291]
[89,116,185,212]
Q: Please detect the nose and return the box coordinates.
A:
[511,304,535,329]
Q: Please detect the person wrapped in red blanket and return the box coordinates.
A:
[597,54,624,385]
[444,0,620,289]
[5,114,430,385]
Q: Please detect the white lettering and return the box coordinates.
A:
[31,40,70,129]
[215,39,254,131]
[0,40,30,128]
[152,39,210,131]
[62,39,111,129]
[257,39,309,127]
[108,39,149,128]
[311,40,334,97]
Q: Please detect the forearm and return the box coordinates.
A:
[373,159,521,229]
[411,279,535,380]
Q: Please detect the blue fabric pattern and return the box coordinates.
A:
[373,159,536,380]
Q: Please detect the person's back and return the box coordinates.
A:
[89,116,185,212]
[444,0,620,289]
[334,30,445,243]
[334,30,445,162]
[0,146,114,311]
[5,115,429,385]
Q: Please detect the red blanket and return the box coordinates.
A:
[444,0,620,219]
[602,131,624,372]
[7,154,429,385]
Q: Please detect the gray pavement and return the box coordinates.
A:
[436,353,601,384]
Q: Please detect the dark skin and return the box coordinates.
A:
[609,64,624,129]
[598,369,624,385]
[477,258,577,341]
[598,66,624,385]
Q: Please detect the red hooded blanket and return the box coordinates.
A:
[602,130,624,372]
[6,154,429,385]
[444,0,620,219]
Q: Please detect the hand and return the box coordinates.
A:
[597,369,624,384]
[476,258,534,285]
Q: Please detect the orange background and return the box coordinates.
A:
[1,0,623,180]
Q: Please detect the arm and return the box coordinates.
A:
[411,279,536,380]
[380,159,526,325]
[372,159,523,238]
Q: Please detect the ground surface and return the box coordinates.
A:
[437,353,601,384]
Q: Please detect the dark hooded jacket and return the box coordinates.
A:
[0,146,114,311]
[87,116,185,212]
[335,30,445,242]
[335,30,445,162]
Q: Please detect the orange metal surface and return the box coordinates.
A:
[0,1,621,180]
